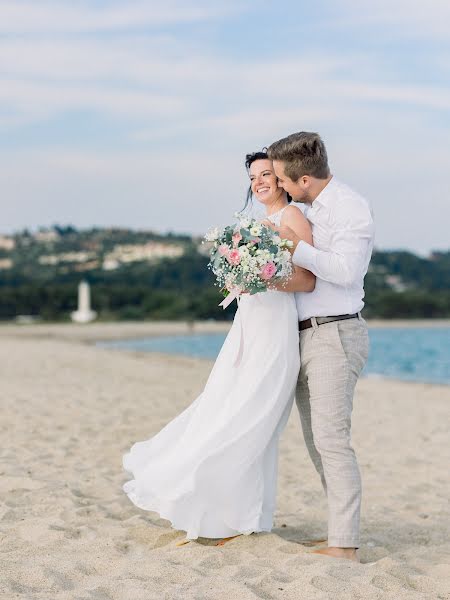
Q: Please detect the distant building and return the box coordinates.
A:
[385,275,408,292]
[0,258,13,270]
[38,251,95,265]
[34,230,60,243]
[38,255,59,265]
[0,236,15,250]
[103,258,120,271]
[73,260,99,272]
[102,241,184,269]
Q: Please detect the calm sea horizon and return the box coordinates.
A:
[97,326,450,386]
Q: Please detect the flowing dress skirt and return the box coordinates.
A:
[122,290,300,539]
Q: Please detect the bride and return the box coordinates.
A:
[122,150,315,545]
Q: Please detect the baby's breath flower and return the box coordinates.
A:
[204,226,221,242]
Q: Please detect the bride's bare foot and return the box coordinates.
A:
[312,547,359,562]
[215,534,243,546]
[175,539,191,546]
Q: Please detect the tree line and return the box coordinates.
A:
[0,244,449,321]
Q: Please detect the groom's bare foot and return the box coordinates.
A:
[312,547,359,562]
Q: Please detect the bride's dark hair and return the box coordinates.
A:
[241,149,291,212]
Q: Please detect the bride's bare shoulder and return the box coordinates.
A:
[281,204,312,243]
[281,204,308,226]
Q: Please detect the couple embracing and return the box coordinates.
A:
[122,131,375,562]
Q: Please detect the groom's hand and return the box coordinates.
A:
[264,221,301,255]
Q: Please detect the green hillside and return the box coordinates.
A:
[0,227,448,321]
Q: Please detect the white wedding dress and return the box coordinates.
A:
[122,206,300,539]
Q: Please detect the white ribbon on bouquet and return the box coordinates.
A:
[218,288,240,309]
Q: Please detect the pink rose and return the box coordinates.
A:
[227,249,241,265]
[232,232,242,246]
[260,261,277,280]
[218,244,229,256]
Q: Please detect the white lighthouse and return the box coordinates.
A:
[71,280,97,323]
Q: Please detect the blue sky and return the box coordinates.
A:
[0,0,449,254]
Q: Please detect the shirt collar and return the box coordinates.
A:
[311,175,337,209]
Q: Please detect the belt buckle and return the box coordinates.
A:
[299,318,312,331]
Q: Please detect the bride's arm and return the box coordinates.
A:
[266,206,315,293]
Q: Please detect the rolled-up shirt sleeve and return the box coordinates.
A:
[292,220,374,287]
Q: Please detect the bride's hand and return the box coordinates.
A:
[265,222,301,254]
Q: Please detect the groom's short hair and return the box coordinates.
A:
[268,132,330,181]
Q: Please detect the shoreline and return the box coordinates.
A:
[1,320,448,387]
[0,316,449,342]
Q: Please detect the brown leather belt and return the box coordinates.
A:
[299,313,359,331]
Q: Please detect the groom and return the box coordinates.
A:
[267,132,374,561]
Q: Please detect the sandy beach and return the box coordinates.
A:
[1,322,449,600]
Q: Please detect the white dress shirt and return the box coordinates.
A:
[292,176,375,321]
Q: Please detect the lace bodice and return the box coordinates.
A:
[265,205,289,227]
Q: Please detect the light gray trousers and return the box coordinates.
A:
[296,315,369,548]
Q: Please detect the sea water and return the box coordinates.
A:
[97,326,450,385]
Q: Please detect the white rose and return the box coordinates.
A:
[250,225,262,236]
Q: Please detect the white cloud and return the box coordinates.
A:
[0,78,185,124]
[0,0,243,33]
[1,35,449,130]
[329,0,450,38]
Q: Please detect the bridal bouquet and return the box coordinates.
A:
[203,214,294,308]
